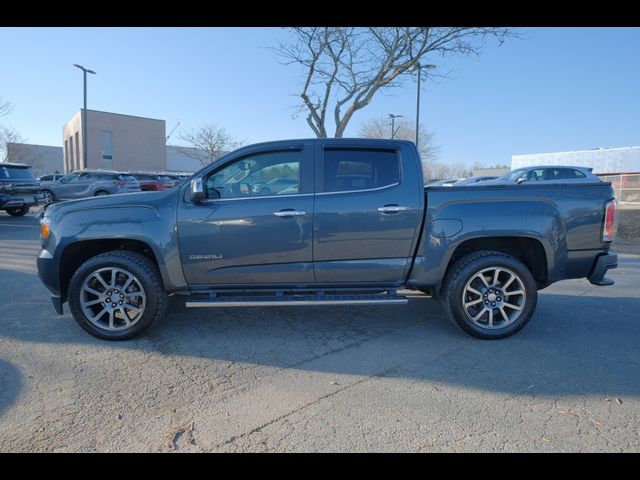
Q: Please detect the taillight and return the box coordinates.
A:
[603,199,618,242]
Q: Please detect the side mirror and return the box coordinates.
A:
[190,178,206,203]
[516,177,527,185]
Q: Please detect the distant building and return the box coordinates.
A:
[6,109,226,175]
[63,110,166,173]
[166,145,207,173]
[512,146,640,175]
[6,143,63,176]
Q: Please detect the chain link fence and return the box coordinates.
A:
[600,174,640,204]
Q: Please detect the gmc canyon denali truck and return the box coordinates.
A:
[36,139,618,340]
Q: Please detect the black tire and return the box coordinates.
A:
[68,250,167,340]
[441,250,537,340]
[5,206,30,216]
[94,190,109,196]
[42,190,56,204]
[260,187,271,196]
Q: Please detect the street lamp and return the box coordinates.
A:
[388,113,404,139]
[73,64,96,169]
[408,62,436,150]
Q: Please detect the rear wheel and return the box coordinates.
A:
[5,206,29,216]
[441,251,537,339]
[94,190,109,196]
[68,250,167,340]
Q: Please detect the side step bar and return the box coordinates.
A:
[185,292,408,308]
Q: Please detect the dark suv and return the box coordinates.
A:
[0,163,43,216]
[40,170,141,203]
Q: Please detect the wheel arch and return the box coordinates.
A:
[442,236,549,293]
[58,238,163,303]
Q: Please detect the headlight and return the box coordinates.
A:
[40,217,51,240]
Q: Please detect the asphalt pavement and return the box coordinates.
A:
[0,211,638,452]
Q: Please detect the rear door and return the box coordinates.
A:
[313,142,423,283]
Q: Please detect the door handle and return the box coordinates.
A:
[274,210,307,217]
[377,205,411,213]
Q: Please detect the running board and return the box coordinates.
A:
[185,292,408,308]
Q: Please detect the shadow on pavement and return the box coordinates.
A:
[0,359,22,419]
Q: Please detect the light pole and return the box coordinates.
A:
[388,113,404,139]
[73,64,96,169]
[409,62,436,150]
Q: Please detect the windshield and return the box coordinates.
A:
[498,169,527,182]
[0,165,36,180]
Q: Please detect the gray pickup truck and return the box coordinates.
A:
[37,139,618,340]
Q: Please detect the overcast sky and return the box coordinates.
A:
[1,27,639,167]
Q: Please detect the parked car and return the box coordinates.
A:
[0,163,44,216]
[426,179,459,187]
[37,139,618,341]
[484,166,601,185]
[452,176,498,186]
[38,173,65,182]
[40,170,141,203]
[127,172,176,192]
[251,177,299,195]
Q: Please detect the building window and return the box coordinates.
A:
[74,132,80,169]
[101,131,113,169]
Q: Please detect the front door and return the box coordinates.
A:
[177,144,315,286]
[313,143,423,283]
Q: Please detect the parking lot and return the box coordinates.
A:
[0,210,638,452]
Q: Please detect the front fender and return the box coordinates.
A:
[49,204,186,292]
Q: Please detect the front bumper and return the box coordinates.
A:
[37,249,64,314]
[588,252,618,286]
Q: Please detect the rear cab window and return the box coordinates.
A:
[323,149,400,192]
[1,165,36,180]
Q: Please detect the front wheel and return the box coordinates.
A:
[5,206,30,216]
[441,251,537,340]
[94,190,109,197]
[68,250,167,340]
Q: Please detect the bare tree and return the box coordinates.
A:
[178,124,244,167]
[358,116,440,162]
[0,124,25,162]
[423,161,472,182]
[277,27,516,138]
[0,98,11,118]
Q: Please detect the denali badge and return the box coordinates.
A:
[189,254,223,261]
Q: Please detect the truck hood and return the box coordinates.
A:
[43,189,178,218]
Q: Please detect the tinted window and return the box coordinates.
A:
[545,168,587,180]
[61,172,81,182]
[324,149,399,192]
[205,151,301,199]
[1,165,36,180]
[81,172,102,181]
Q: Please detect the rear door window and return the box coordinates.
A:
[324,149,400,192]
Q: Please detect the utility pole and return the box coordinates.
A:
[73,64,96,169]
[388,114,403,139]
